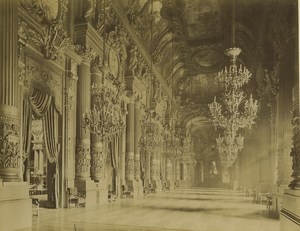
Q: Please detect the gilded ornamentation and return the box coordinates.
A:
[125,152,134,180]
[108,26,128,65]
[134,155,140,181]
[31,119,43,142]
[20,0,68,60]
[0,115,20,169]
[75,45,96,64]
[75,141,91,175]
[91,142,106,180]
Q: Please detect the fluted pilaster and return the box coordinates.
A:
[0,0,20,182]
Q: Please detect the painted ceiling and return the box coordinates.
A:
[119,0,293,157]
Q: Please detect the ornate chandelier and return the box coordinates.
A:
[82,0,125,140]
[208,47,258,168]
[82,69,125,140]
[216,131,244,168]
[139,113,162,152]
[163,126,180,160]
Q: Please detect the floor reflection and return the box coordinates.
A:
[21,187,279,231]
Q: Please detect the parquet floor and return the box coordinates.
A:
[20,188,279,231]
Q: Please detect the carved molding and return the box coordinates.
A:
[20,0,69,60]
[75,140,91,176]
[125,152,134,180]
[75,45,96,64]
[0,110,20,169]
[134,155,140,181]
[91,141,106,180]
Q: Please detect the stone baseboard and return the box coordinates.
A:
[280,189,300,231]
[0,182,32,231]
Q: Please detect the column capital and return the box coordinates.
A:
[75,45,96,65]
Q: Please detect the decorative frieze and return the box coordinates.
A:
[126,152,135,180]
[20,0,69,60]
[75,45,96,64]
[75,139,91,179]
[0,105,20,182]
[91,141,106,180]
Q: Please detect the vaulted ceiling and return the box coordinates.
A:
[119,0,297,158]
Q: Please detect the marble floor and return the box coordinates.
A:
[20,188,279,231]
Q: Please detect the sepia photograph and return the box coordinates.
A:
[0,0,299,230]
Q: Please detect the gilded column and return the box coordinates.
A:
[134,100,141,181]
[75,47,94,180]
[0,0,20,182]
[125,99,135,182]
[90,58,105,181]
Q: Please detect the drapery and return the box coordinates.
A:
[22,99,32,160]
[43,101,60,163]
[29,88,52,117]
[28,88,59,163]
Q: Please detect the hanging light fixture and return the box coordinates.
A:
[163,15,181,161]
[139,0,161,153]
[82,0,125,140]
[208,0,258,168]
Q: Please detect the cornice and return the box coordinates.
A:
[112,1,173,101]
[63,46,83,64]
[74,22,105,56]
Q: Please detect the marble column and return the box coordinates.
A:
[75,58,92,181]
[0,0,20,182]
[125,99,135,185]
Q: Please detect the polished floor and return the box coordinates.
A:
[21,188,279,231]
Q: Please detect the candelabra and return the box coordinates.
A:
[208,47,258,168]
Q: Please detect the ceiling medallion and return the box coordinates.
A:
[192,49,220,69]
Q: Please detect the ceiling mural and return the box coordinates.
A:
[181,0,223,41]
[121,0,269,142]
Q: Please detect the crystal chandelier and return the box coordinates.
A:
[82,0,125,140]
[216,131,244,168]
[163,125,180,159]
[82,70,125,140]
[208,47,258,168]
[139,111,162,152]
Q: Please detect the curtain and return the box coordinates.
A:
[29,88,59,163]
[43,101,60,163]
[29,88,52,118]
[22,98,32,160]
